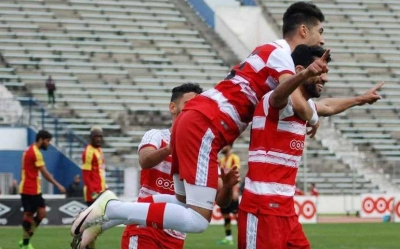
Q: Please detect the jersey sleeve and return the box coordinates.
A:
[34,150,45,168]
[308,99,317,111]
[138,129,163,152]
[263,91,293,118]
[265,48,295,82]
[82,148,94,170]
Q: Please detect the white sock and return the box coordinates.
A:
[101,219,130,232]
[226,235,233,241]
[151,194,186,207]
[105,200,209,233]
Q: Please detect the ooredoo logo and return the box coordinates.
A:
[156,178,174,191]
[294,200,316,219]
[362,197,393,214]
[290,140,304,150]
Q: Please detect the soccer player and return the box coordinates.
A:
[238,45,383,249]
[71,83,240,249]
[19,130,66,249]
[120,83,203,249]
[71,1,330,239]
[81,126,106,249]
[217,144,241,245]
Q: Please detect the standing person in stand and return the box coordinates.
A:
[45,76,56,108]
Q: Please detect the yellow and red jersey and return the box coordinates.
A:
[219,153,241,171]
[19,144,45,195]
[81,144,106,202]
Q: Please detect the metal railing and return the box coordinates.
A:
[1,97,87,159]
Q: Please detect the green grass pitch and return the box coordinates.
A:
[0,223,399,249]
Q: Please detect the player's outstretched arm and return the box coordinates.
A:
[215,166,240,208]
[315,82,383,117]
[39,166,66,193]
[272,49,330,109]
[139,145,171,169]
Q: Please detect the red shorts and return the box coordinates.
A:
[237,209,310,249]
[171,110,226,189]
[121,227,185,249]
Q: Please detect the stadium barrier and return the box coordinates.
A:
[210,196,317,224]
[0,195,82,226]
[360,194,393,218]
[392,195,400,223]
[3,194,397,226]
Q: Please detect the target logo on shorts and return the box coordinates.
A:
[362,196,393,214]
[290,140,304,150]
[156,177,174,191]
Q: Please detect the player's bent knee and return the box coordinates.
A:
[185,208,209,233]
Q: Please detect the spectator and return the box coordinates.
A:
[9,179,18,195]
[310,183,319,196]
[66,175,83,198]
[45,76,56,108]
[295,183,305,195]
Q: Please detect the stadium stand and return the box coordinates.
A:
[0,0,393,194]
[258,0,400,190]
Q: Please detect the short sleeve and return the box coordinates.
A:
[138,129,162,152]
[265,48,295,82]
[82,149,94,170]
[34,151,45,168]
[308,99,317,112]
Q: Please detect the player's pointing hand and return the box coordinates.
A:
[305,49,330,77]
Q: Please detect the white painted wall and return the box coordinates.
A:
[317,195,361,214]
[203,0,239,10]
[215,6,279,61]
[123,166,139,198]
[0,127,27,150]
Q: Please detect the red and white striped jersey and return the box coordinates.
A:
[240,91,315,216]
[134,128,185,240]
[184,39,295,144]
[138,129,175,197]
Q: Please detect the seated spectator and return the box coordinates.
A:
[66,174,83,198]
[310,183,319,196]
[295,183,305,195]
[9,179,18,195]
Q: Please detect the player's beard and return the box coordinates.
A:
[40,144,48,150]
[303,82,321,98]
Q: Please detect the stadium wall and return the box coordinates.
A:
[0,127,81,194]
[214,6,278,60]
[186,0,278,60]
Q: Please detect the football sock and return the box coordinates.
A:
[105,200,209,233]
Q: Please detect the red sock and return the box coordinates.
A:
[145,203,167,229]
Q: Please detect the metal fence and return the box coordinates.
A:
[1,97,87,158]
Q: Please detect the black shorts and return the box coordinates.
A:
[21,194,45,213]
[220,200,239,214]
